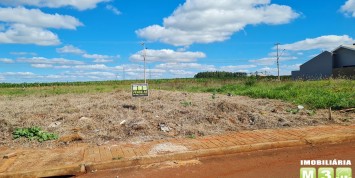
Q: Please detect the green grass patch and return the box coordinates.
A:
[13,127,58,142]
[204,79,354,109]
[0,78,353,110]
[186,134,196,139]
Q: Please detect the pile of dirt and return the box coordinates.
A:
[0,90,353,148]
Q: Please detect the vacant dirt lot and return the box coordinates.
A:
[0,90,353,148]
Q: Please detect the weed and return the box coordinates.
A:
[286,108,299,114]
[306,110,316,116]
[180,101,192,107]
[341,118,352,122]
[244,77,257,86]
[186,134,196,139]
[0,78,353,110]
[13,127,58,142]
[211,90,217,100]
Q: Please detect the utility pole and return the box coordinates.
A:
[275,43,280,81]
[141,42,147,84]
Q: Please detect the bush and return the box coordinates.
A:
[244,77,257,86]
[13,127,58,142]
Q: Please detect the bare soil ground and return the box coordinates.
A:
[0,90,353,148]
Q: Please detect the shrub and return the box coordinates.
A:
[13,127,58,142]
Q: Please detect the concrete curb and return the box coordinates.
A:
[84,132,355,173]
[1,130,354,178]
[0,164,84,178]
[305,133,355,145]
[84,139,305,172]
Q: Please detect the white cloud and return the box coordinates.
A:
[56,45,119,63]
[0,70,123,83]
[68,71,117,78]
[74,64,110,70]
[0,7,83,45]
[156,62,216,71]
[31,64,53,68]
[114,64,145,71]
[10,52,37,56]
[137,0,299,46]
[106,5,121,15]
[0,0,109,11]
[130,49,206,62]
[30,63,114,70]
[17,57,85,65]
[57,45,85,54]
[308,54,318,58]
[219,65,257,72]
[267,51,290,57]
[259,66,276,72]
[0,24,60,45]
[236,70,249,73]
[83,54,119,63]
[282,64,302,70]
[259,64,301,75]
[0,7,82,29]
[249,56,297,65]
[112,64,166,79]
[148,68,166,73]
[92,59,113,63]
[341,0,355,17]
[279,35,354,51]
[169,70,195,76]
[54,65,72,69]
[0,72,37,79]
[0,58,14,63]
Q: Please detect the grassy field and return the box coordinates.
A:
[0,78,354,109]
[203,79,354,110]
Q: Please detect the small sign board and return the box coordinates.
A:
[132,83,149,97]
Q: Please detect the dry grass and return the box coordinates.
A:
[0,90,353,148]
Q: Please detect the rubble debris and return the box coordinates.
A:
[149,143,188,155]
[120,120,127,125]
[48,121,61,128]
[159,123,171,132]
[3,152,17,159]
[122,104,137,110]
[298,105,304,110]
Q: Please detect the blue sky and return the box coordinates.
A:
[0,0,354,83]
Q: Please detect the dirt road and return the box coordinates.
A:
[79,141,355,178]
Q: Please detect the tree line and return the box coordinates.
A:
[194,71,247,79]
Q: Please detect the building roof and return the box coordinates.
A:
[333,45,355,52]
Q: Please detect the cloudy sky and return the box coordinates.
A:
[0,0,354,83]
